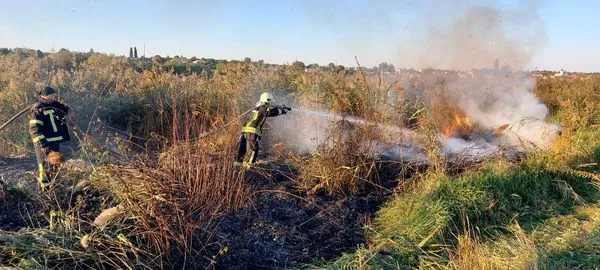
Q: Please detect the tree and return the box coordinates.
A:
[377,62,395,73]
[243,57,251,63]
[134,47,138,58]
[54,48,76,70]
[152,55,164,64]
[74,52,89,65]
[328,62,336,70]
[292,60,305,70]
[129,47,133,58]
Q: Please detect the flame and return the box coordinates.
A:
[441,110,474,138]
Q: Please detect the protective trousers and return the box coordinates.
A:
[34,142,60,190]
[236,133,259,164]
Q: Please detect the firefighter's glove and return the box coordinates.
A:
[48,151,65,165]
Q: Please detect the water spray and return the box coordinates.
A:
[291,108,419,137]
[292,108,370,126]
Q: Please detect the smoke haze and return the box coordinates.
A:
[407,3,546,70]
[265,0,560,161]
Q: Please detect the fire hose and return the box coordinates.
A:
[1,103,291,143]
[91,104,290,142]
[90,107,256,143]
[0,105,32,133]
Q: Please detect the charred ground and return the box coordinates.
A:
[213,162,407,269]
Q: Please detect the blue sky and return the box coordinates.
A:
[1,0,598,72]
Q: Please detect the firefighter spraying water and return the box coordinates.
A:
[235,92,291,169]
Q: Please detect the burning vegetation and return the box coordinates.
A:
[427,93,477,140]
[440,106,475,139]
[0,40,593,270]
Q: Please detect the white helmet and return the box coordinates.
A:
[258,92,274,105]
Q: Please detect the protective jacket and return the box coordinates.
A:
[28,100,70,147]
[240,104,286,136]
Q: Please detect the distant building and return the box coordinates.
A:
[553,69,565,77]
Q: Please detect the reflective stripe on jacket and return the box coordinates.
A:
[28,100,70,145]
[240,104,284,135]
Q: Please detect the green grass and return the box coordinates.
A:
[2,49,599,269]
[534,204,600,269]
[320,75,600,269]
[324,148,600,269]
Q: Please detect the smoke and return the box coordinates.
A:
[268,107,329,154]
[269,105,429,163]
[405,1,560,152]
[265,0,559,162]
[399,1,547,70]
[442,137,499,158]
[449,72,561,150]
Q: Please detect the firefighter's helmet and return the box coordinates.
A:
[258,92,274,105]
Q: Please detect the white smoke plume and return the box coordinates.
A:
[449,72,561,150]
[265,1,560,162]
[408,2,560,154]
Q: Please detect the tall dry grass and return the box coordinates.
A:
[86,79,250,267]
[92,142,248,267]
[3,48,598,269]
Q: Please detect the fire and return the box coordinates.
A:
[441,110,474,138]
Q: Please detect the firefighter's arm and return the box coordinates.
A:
[59,103,69,115]
[54,102,70,117]
[28,109,48,147]
[55,102,70,126]
[268,105,291,117]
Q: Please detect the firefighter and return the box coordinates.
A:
[236,92,290,168]
[28,86,70,190]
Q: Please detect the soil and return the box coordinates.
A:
[0,156,41,230]
[0,156,35,185]
[213,162,407,269]
[0,155,410,269]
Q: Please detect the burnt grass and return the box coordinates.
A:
[0,155,417,269]
[0,156,43,230]
[0,156,105,232]
[213,161,414,269]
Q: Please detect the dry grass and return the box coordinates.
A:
[86,111,248,267]
[297,124,382,196]
[293,67,401,196]
[93,150,247,266]
[448,221,539,270]
[1,49,599,269]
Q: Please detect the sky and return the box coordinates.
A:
[0,0,598,72]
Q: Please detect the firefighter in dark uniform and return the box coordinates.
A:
[236,92,290,169]
[28,86,70,190]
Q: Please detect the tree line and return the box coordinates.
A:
[0,47,398,77]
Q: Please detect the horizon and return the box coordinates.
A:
[2,46,590,73]
[1,0,599,72]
